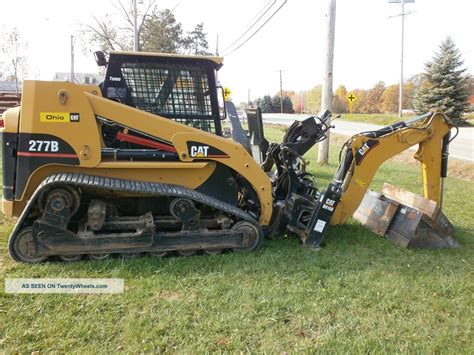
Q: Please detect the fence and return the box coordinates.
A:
[0,92,21,114]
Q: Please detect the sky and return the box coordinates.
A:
[0,0,472,103]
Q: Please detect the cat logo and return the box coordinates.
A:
[354,139,379,166]
[70,113,80,122]
[190,145,209,158]
[358,142,370,156]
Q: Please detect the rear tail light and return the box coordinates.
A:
[0,115,4,128]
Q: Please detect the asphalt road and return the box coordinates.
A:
[262,113,473,162]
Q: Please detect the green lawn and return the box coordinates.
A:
[338,113,412,126]
[0,128,473,352]
[339,113,474,126]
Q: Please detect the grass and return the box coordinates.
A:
[1,128,473,352]
[338,113,414,126]
[338,113,474,127]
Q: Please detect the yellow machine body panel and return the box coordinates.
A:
[2,81,273,225]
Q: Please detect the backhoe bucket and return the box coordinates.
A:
[353,184,460,249]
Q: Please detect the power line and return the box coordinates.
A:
[222,0,287,56]
[220,0,276,54]
[244,0,275,27]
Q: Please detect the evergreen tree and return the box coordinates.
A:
[282,96,294,113]
[142,9,185,53]
[413,37,470,123]
[183,23,211,55]
[271,95,281,113]
[260,95,273,113]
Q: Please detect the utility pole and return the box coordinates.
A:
[279,69,283,113]
[318,0,336,164]
[248,89,251,105]
[389,0,414,117]
[70,35,75,83]
[133,0,139,51]
[399,0,405,117]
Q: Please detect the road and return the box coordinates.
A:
[262,113,473,162]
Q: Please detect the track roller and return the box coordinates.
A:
[9,227,47,263]
[58,255,83,262]
[231,221,262,252]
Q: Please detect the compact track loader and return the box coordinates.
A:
[0,51,459,263]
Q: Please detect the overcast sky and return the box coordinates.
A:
[1,0,472,103]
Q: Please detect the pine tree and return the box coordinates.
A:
[282,96,294,113]
[413,37,470,123]
[260,95,273,113]
[184,23,211,55]
[271,95,281,113]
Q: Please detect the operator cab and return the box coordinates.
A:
[96,51,224,136]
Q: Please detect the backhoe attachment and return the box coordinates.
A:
[313,111,460,249]
[266,110,460,249]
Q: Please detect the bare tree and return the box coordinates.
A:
[82,0,160,52]
[0,27,28,93]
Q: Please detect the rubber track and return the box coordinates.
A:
[9,173,262,253]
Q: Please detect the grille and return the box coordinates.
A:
[120,62,216,133]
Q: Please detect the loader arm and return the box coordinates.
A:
[331,111,454,225]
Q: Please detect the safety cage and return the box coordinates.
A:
[100,52,223,135]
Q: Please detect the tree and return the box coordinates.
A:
[253,93,294,113]
[0,27,28,92]
[83,0,210,54]
[83,0,157,51]
[140,8,186,53]
[403,80,415,110]
[361,81,385,113]
[380,81,416,113]
[380,84,399,113]
[271,95,281,113]
[183,23,211,55]
[291,93,304,113]
[333,85,348,113]
[352,89,367,113]
[260,95,273,113]
[278,90,299,112]
[413,37,470,123]
[282,96,294,113]
[304,85,322,114]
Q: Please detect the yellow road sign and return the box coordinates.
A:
[346,92,357,104]
[223,87,232,101]
[346,92,356,119]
